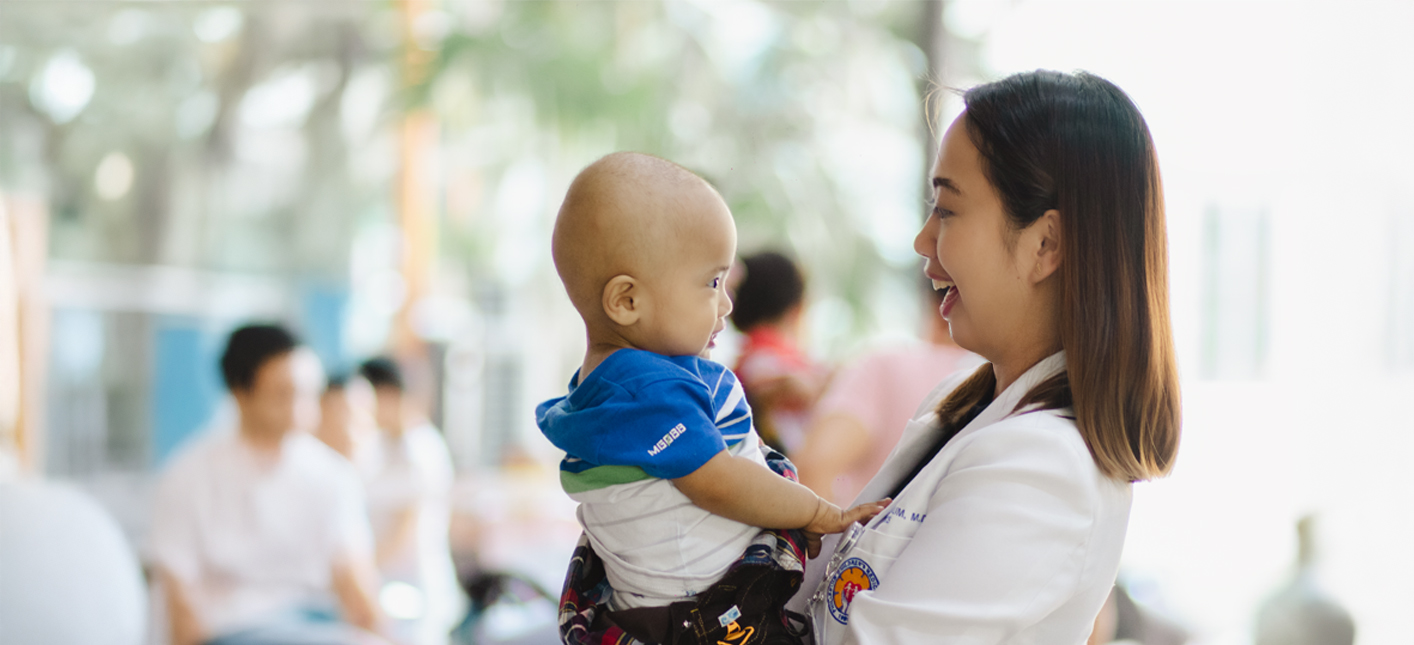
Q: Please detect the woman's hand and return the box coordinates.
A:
[802,498,891,558]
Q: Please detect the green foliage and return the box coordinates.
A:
[414,0,935,350]
[1,0,937,351]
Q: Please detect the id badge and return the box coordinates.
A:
[808,522,866,639]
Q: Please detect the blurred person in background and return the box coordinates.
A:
[357,357,463,645]
[730,251,829,455]
[315,374,379,462]
[149,324,385,645]
[795,279,980,505]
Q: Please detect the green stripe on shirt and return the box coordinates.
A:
[561,464,655,494]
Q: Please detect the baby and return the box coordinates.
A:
[536,152,886,616]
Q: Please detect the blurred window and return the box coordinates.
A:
[1200,202,1270,380]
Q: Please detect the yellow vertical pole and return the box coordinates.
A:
[0,194,49,475]
[394,0,439,357]
[0,193,19,472]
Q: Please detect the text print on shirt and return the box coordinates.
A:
[877,505,927,525]
[647,423,689,456]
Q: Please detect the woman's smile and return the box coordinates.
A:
[939,285,959,318]
[925,271,957,318]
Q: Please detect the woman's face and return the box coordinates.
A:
[913,114,1049,364]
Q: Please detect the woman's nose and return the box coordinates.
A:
[914,218,937,259]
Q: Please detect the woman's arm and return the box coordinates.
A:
[843,416,1119,644]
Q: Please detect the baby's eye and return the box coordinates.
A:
[710,277,721,289]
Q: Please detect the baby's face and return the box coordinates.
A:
[634,194,737,358]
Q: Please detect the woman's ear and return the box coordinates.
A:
[602,275,642,326]
[1029,209,1063,283]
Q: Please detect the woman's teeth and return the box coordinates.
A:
[931,279,954,291]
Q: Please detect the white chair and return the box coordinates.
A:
[0,480,147,645]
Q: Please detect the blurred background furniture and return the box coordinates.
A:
[0,480,147,645]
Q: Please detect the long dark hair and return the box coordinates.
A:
[936,70,1180,482]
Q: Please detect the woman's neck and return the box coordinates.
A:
[990,286,1062,396]
[990,339,1060,398]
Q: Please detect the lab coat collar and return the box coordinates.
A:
[995,350,1068,413]
[947,350,1068,444]
[857,350,1069,508]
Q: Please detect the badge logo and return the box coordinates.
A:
[827,557,879,625]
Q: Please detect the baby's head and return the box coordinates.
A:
[553,152,736,357]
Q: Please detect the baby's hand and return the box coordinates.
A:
[802,498,891,558]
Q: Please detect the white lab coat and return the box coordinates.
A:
[789,352,1131,645]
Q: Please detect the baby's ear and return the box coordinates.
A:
[602,275,642,326]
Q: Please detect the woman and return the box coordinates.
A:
[791,70,1181,644]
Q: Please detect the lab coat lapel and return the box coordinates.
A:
[940,351,1068,454]
[855,351,1069,511]
[792,352,1072,622]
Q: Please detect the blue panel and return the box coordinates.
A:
[300,284,351,377]
[151,319,221,465]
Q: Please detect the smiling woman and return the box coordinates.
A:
[793,70,1181,644]
[927,71,1180,483]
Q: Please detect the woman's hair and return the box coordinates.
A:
[936,70,1180,482]
[730,251,806,332]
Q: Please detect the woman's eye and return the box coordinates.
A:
[933,206,954,219]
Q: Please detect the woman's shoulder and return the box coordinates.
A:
[948,409,1126,501]
[974,408,1083,449]
[958,409,1086,462]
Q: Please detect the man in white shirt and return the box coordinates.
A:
[356,357,463,645]
[149,324,386,645]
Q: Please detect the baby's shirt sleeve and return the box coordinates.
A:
[588,376,728,480]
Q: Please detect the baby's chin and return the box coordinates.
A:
[698,333,723,358]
